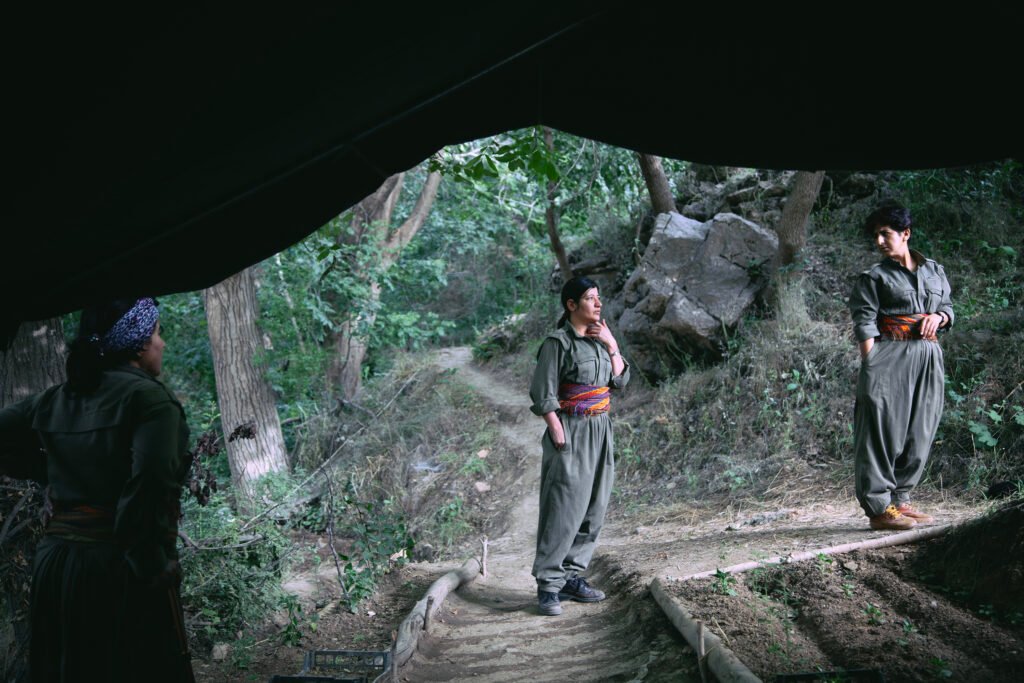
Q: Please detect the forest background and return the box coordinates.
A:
[1,129,1022,675]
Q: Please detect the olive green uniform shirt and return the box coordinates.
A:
[848,249,954,342]
[0,365,189,580]
[529,325,630,417]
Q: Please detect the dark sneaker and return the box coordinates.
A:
[538,590,562,616]
[558,576,606,602]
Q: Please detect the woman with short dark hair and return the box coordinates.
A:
[849,204,953,531]
[0,298,194,682]
[529,276,629,616]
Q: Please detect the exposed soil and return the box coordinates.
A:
[670,509,1024,682]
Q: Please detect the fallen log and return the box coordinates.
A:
[390,557,481,674]
[667,524,950,583]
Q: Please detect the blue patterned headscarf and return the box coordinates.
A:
[97,298,159,354]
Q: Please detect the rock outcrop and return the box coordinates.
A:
[618,212,778,380]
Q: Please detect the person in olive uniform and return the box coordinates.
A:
[529,276,629,616]
[0,298,194,683]
[849,204,953,531]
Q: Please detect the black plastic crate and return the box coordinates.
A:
[301,649,391,682]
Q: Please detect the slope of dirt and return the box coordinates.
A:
[672,542,1024,682]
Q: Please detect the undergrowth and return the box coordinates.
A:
[295,353,517,562]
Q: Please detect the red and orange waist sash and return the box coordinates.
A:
[46,499,181,545]
[46,503,116,542]
[877,314,930,341]
[558,383,610,417]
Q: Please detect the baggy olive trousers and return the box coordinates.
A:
[854,339,944,517]
[532,412,615,593]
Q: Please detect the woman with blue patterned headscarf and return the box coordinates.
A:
[0,298,194,682]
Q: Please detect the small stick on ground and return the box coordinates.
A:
[321,471,352,602]
[481,537,489,577]
[423,596,435,632]
[712,616,731,648]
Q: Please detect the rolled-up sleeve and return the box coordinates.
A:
[936,265,955,329]
[848,273,880,342]
[529,339,563,416]
[609,358,630,391]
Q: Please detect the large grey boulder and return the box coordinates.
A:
[618,212,778,380]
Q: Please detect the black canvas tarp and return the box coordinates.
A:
[2,4,1021,331]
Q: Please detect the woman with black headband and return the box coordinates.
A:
[528,276,630,616]
[849,203,954,531]
[0,298,194,682]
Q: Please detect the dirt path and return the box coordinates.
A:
[401,347,991,682]
[406,347,695,681]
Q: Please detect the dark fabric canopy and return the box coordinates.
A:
[3,5,1021,331]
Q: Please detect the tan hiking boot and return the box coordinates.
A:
[896,502,935,524]
[869,504,917,530]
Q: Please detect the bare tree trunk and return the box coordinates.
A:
[636,152,676,215]
[0,319,66,407]
[203,267,288,505]
[543,126,573,282]
[770,170,826,320]
[329,166,442,400]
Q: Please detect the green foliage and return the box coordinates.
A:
[279,593,312,646]
[432,497,472,551]
[929,656,954,679]
[893,160,1022,210]
[331,487,414,611]
[862,601,886,625]
[712,568,738,596]
[179,487,293,641]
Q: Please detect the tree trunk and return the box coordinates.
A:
[770,170,825,320]
[334,281,381,401]
[329,166,442,400]
[0,319,66,407]
[543,126,573,282]
[637,153,676,215]
[776,170,826,271]
[203,267,288,504]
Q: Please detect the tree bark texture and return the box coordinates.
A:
[203,268,288,501]
[770,170,825,319]
[636,153,676,215]
[775,170,825,271]
[330,167,441,400]
[0,319,66,408]
[543,126,573,282]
